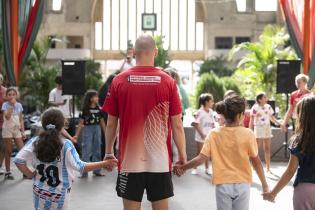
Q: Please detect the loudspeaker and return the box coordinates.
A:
[276,60,301,94]
[62,60,86,95]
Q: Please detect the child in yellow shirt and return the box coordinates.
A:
[175,95,268,210]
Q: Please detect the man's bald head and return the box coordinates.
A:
[134,34,156,53]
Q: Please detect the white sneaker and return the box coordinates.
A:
[205,168,211,175]
[191,169,198,175]
[0,167,4,175]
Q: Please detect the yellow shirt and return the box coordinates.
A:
[201,126,258,185]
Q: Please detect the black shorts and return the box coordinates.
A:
[116,172,174,202]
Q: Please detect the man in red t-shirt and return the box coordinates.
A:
[283,74,312,131]
[103,34,187,210]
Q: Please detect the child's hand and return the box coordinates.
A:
[173,161,185,177]
[103,159,118,170]
[262,192,276,203]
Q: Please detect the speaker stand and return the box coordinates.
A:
[271,93,289,159]
[72,95,75,124]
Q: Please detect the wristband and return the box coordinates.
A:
[105,153,115,158]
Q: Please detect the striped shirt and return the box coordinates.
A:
[14,137,86,210]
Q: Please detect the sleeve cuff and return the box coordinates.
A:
[13,158,27,164]
[80,162,87,174]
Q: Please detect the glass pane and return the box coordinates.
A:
[112,0,119,50]
[255,0,277,11]
[103,0,111,50]
[120,0,128,50]
[196,22,204,51]
[162,0,170,49]
[145,0,153,13]
[137,0,145,37]
[95,22,103,50]
[187,0,195,50]
[170,0,178,50]
[128,0,137,46]
[179,0,187,50]
[154,0,162,36]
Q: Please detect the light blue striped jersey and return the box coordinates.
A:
[14,137,86,210]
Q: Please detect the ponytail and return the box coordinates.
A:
[34,129,62,163]
[215,95,246,123]
[33,108,65,163]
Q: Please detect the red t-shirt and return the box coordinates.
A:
[103,66,182,173]
[290,89,312,118]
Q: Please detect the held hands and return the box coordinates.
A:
[103,158,118,171]
[262,191,276,203]
[103,154,118,172]
[173,155,187,177]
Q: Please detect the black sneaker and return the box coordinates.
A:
[4,172,14,180]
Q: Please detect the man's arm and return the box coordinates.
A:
[105,114,118,156]
[171,114,187,164]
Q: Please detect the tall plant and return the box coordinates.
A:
[154,36,170,68]
[199,55,234,77]
[19,37,59,111]
[229,25,298,98]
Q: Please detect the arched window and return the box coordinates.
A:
[94,0,204,52]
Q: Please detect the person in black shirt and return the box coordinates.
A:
[263,96,315,209]
[75,90,106,177]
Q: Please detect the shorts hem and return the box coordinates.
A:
[117,193,143,202]
[147,192,174,202]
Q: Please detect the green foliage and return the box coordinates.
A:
[221,77,241,94]
[229,25,298,98]
[229,25,298,115]
[75,60,103,109]
[199,55,234,77]
[20,38,60,110]
[195,72,226,108]
[154,36,170,68]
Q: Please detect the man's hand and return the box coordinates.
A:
[103,154,117,172]
[173,155,187,177]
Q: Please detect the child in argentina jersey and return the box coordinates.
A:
[14,108,117,210]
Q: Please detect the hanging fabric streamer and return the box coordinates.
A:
[279,0,315,88]
[1,0,45,85]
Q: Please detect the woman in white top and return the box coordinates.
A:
[249,92,284,172]
[191,93,216,175]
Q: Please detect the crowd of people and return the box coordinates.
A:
[0,34,313,210]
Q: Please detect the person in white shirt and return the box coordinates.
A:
[191,93,216,175]
[48,76,72,119]
[48,76,76,143]
[119,56,135,72]
[249,92,284,173]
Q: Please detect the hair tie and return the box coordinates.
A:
[46,124,56,130]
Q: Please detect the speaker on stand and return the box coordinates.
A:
[271,60,301,159]
[61,60,86,136]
